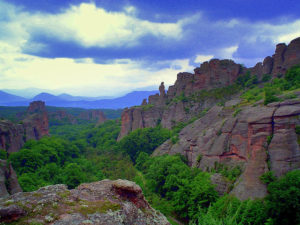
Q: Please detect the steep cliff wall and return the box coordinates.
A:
[78,109,107,125]
[0,160,22,198]
[0,101,49,154]
[49,109,107,125]
[118,37,300,140]
[153,98,300,200]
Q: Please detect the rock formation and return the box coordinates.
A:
[79,110,107,125]
[117,38,300,200]
[0,160,22,198]
[0,101,49,153]
[0,179,170,225]
[153,97,300,200]
[48,110,77,124]
[118,37,300,140]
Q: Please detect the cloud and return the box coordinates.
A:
[1,0,300,97]
[1,2,183,49]
[194,54,214,64]
[0,39,193,96]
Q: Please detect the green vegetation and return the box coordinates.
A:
[211,162,242,182]
[9,120,136,191]
[0,106,27,122]
[260,171,277,185]
[241,65,300,105]
[241,86,264,103]
[233,108,242,117]
[196,195,268,225]
[117,126,171,162]
[77,200,121,216]
[266,170,300,225]
[194,170,300,225]
[135,154,218,221]
[262,74,272,82]
[264,87,280,105]
[0,149,7,160]
[295,125,300,135]
[236,71,258,88]
[166,84,241,108]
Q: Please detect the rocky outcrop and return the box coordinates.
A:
[0,160,22,198]
[48,111,77,124]
[118,37,300,140]
[0,179,170,225]
[79,110,107,125]
[153,98,300,200]
[250,37,300,78]
[0,101,49,153]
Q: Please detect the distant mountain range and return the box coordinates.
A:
[0,90,158,109]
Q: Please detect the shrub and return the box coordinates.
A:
[264,87,279,105]
[262,74,272,82]
[196,195,268,225]
[0,149,7,160]
[266,170,300,225]
[233,108,242,117]
[260,171,277,184]
[295,125,300,135]
[284,65,300,89]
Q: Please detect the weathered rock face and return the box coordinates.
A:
[0,179,170,225]
[27,101,46,114]
[153,98,300,200]
[49,110,77,124]
[249,41,300,78]
[118,38,300,140]
[0,101,49,153]
[0,160,22,198]
[79,110,107,125]
[167,60,242,99]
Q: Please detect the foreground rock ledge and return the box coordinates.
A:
[0,179,170,225]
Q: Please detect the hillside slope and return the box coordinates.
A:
[117,37,300,200]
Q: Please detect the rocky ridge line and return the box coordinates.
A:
[118,37,300,140]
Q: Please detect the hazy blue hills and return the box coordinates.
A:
[0,91,28,104]
[0,90,158,109]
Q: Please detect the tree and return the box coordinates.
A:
[267,170,300,225]
[63,163,85,189]
[117,126,170,162]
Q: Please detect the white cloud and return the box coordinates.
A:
[1,0,300,96]
[0,40,193,96]
[124,6,137,15]
[217,45,238,59]
[194,54,214,63]
[0,2,183,49]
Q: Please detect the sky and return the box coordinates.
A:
[0,0,300,97]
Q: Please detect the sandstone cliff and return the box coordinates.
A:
[0,179,170,225]
[48,110,77,124]
[153,97,300,200]
[0,101,49,153]
[78,109,107,125]
[49,109,107,125]
[0,160,22,198]
[118,37,300,140]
